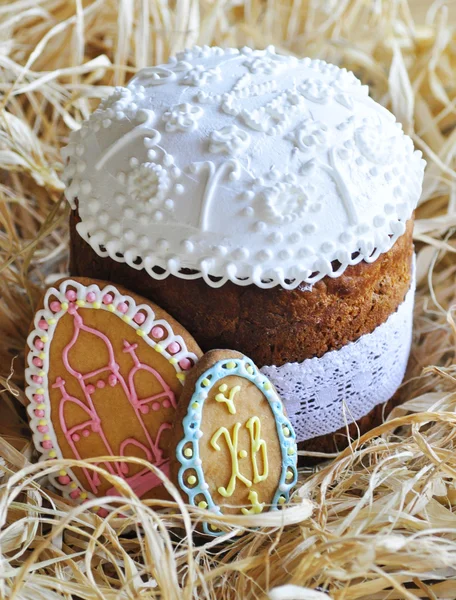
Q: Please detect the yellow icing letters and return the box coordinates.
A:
[210,422,252,497]
[245,416,268,484]
[215,384,240,414]
[241,490,265,515]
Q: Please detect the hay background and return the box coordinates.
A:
[1,0,456,598]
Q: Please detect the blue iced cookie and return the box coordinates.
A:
[170,349,298,535]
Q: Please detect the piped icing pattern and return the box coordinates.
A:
[25,279,199,507]
[63,45,425,289]
[175,356,298,535]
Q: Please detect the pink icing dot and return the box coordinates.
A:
[167,341,181,355]
[34,339,44,350]
[96,380,105,389]
[86,291,96,302]
[152,402,160,411]
[117,302,128,313]
[163,400,170,409]
[50,301,61,313]
[58,475,71,485]
[151,326,164,339]
[33,375,43,384]
[37,425,49,433]
[134,312,146,325]
[72,434,80,442]
[66,290,77,301]
[102,293,113,305]
[41,440,53,449]
[179,358,193,371]
[86,384,95,394]
[108,374,117,387]
[33,394,44,403]
[70,489,81,499]
[82,430,90,438]
[38,319,48,331]
[97,508,109,518]
[32,357,43,367]
[34,410,45,418]
[139,405,149,414]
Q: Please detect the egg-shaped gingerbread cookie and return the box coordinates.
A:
[25,278,202,505]
[170,350,297,535]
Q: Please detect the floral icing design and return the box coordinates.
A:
[162,103,203,132]
[286,118,330,153]
[181,64,222,86]
[298,79,354,110]
[25,279,200,508]
[127,162,172,207]
[175,355,298,536]
[249,172,321,225]
[208,125,251,156]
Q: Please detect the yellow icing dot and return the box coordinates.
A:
[61,302,69,311]
[48,451,56,458]
[191,402,199,409]
[43,434,50,441]
[154,344,164,353]
[169,357,178,365]
[287,447,295,456]
[70,482,77,489]
[122,315,131,323]
[80,492,88,500]
[184,448,193,458]
[201,378,210,387]
[38,419,47,426]
[93,301,101,309]
[37,403,45,410]
[225,361,236,369]
[246,366,254,375]
[278,496,286,505]
[283,427,290,437]
[39,352,46,360]
[198,501,208,509]
[286,470,294,481]
[238,450,247,459]
[59,470,67,477]
[136,329,145,337]
[219,383,228,393]
[38,370,45,377]
[210,524,218,531]
[40,336,48,343]
[263,381,272,391]
[176,373,186,382]
[76,300,85,307]
[187,475,197,485]
[36,387,45,395]
[48,318,56,325]
[107,304,115,312]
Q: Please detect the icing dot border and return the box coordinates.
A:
[175,356,298,536]
[25,279,199,506]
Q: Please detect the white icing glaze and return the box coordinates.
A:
[63,45,425,289]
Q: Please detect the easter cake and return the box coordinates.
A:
[63,46,425,452]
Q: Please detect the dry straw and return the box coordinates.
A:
[0,0,456,598]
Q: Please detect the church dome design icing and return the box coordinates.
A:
[63,45,425,289]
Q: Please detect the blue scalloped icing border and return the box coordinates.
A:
[176,355,298,536]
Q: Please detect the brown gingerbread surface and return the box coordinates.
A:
[170,350,295,516]
[28,277,202,500]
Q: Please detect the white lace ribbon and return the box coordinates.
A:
[260,259,416,442]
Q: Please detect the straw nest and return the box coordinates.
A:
[1,1,456,598]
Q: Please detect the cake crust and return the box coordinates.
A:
[70,208,413,367]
